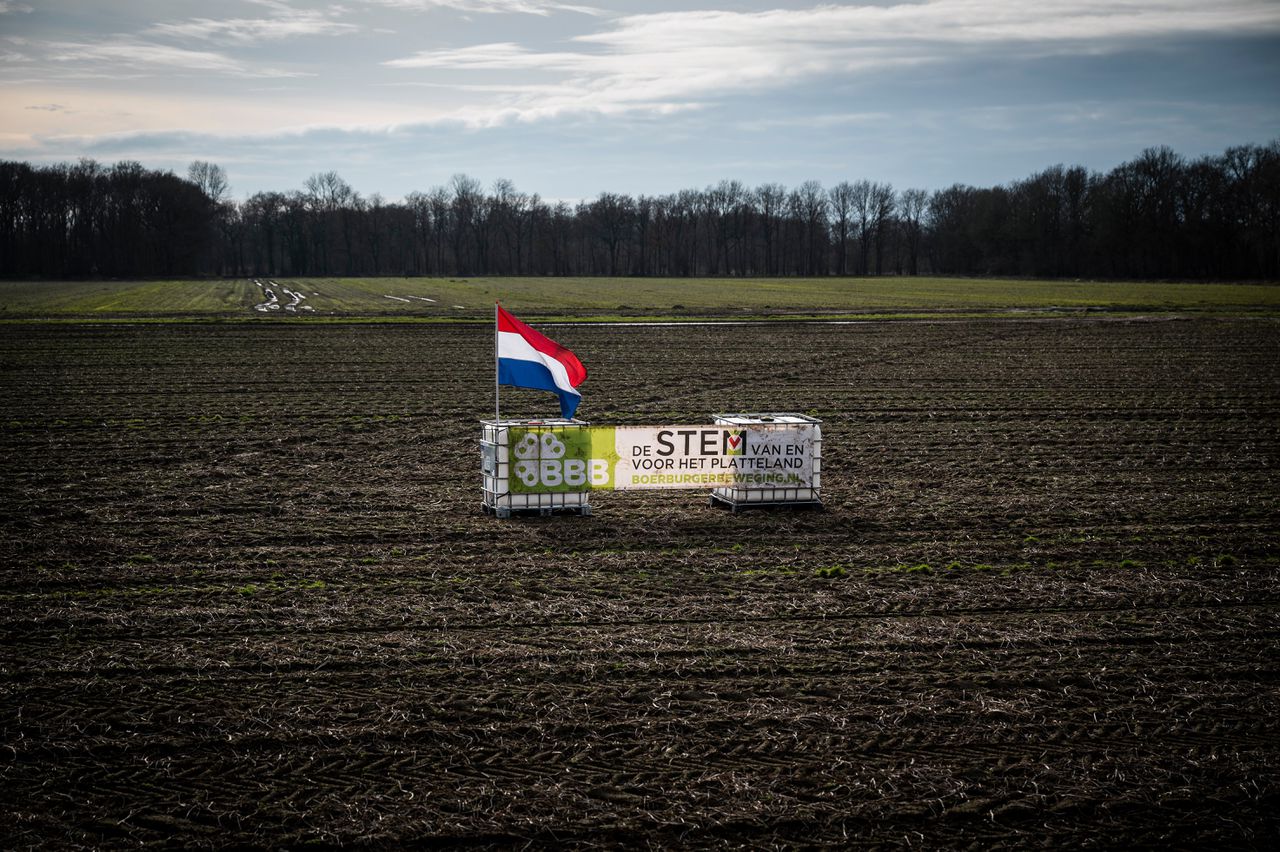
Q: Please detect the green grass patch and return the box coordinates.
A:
[852,558,1177,577]
[3,276,1277,321]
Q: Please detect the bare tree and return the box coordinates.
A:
[427,186,450,274]
[587,192,635,276]
[449,173,483,275]
[871,182,895,275]
[242,191,286,275]
[898,188,928,275]
[488,178,532,274]
[754,183,786,276]
[188,161,229,204]
[828,182,855,275]
[405,190,432,274]
[707,180,745,275]
[851,180,873,275]
[548,200,572,276]
[366,193,385,275]
[792,180,827,277]
[303,171,354,274]
[304,171,351,211]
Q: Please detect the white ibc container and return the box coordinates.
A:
[481,419,592,518]
[710,413,822,510]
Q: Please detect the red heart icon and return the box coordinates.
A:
[728,434,743,449]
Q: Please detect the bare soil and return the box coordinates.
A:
[2,318,1278,848]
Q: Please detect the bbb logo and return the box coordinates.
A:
[513,432,608,488]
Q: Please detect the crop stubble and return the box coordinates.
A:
[2,318,1278,847]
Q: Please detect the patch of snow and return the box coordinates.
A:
[254,288,280,312]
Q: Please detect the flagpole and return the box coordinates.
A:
[494,301,500,425]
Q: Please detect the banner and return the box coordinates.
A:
[507,424,817,493]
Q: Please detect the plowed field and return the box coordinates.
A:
[3,318,1278,847]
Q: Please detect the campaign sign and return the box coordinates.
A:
[507,424,817,493]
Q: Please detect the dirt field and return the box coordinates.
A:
[3,317,1278,847]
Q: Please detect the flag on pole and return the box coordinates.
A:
[496,304,586,419]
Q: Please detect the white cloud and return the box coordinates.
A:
[384,0,1280,121]
[44,40,309,78]
[386,42,597,71]
[365,0,603,16]
[736,111,893,133]
[147,4,359,44]
[579,2,1280,53]
[0,1,34,13]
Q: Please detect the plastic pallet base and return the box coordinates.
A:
[484,503,592,519]
[708,493,824,514]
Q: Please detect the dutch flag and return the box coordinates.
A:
[496,304,587,419]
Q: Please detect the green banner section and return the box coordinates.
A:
[509,426,618,493]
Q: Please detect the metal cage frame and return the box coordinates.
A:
[480,419,593,518]
[709,413,823,512]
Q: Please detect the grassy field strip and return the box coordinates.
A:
[2,276,1277,320]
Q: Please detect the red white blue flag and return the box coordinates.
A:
[496,304,586,419]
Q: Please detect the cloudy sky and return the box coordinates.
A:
[2,0,1278,201]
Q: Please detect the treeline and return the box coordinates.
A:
[0,160,213,278]
[2,140,1278,280]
